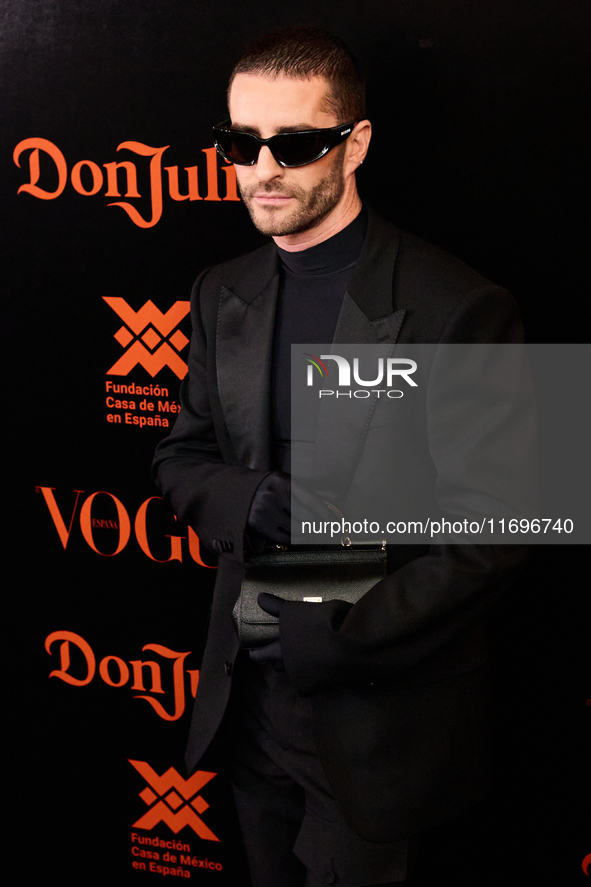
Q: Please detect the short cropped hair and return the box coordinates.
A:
[229,26,366,122]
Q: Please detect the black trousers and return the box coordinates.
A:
[228,658,411,887]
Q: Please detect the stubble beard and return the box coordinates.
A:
[239,148,346,237]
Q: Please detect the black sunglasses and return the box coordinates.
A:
[212,120,357,168]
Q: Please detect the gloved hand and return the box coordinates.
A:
[248,593,285,671]
[247,472,292,545]
[247,472,339,545]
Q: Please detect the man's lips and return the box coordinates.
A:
[252,193,294,204]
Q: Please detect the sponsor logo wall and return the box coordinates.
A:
[5,2,589,884]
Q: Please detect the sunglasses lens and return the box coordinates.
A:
[215,130,260,165]
[213,125,345,167]
[272,132,328,166]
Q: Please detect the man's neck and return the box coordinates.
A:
[272,189,362,253]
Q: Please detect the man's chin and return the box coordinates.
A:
[246,204,302,237]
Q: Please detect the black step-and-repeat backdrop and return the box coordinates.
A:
[4,2,590,884]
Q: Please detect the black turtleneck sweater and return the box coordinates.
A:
[271,207,367,471]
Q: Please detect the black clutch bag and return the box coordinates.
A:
[233,542,387,649]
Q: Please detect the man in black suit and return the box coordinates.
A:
[153,27,530,887]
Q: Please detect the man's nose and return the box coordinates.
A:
[255,145,284,181]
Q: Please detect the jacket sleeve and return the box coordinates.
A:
[280,282,533,693]
[152,270,270,563]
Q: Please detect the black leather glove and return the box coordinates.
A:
[248,639,284,670]
[247,472,339,545]
[248,593,285,670]
[247,472,292,545]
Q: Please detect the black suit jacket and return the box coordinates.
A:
[153,207,529,841]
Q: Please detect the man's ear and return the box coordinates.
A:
[345,119,372,175]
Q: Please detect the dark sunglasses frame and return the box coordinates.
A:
[212,120,358,168]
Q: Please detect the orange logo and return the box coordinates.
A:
[45,630,200,721]
[583,853,591,876]
[130,760,220,841]
[36,485,216,567]
[13,137,239,228]
[103,297,190,379]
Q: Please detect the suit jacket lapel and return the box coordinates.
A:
[346,206,403,321]
[313,209,408,498]
[216,244,279,471]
